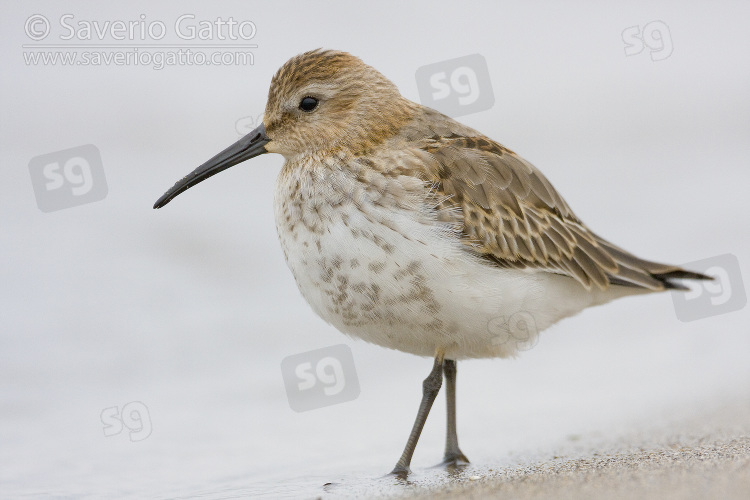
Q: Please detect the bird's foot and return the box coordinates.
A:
[438,450,470,467]
[387,464,411,479]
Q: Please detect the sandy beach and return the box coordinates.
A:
[390,399,750,500]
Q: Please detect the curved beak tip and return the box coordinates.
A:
[153,123,269,209]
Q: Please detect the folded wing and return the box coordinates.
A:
[398,118,708,291]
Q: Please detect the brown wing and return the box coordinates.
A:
[395,110,706,291]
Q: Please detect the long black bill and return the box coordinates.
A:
[153,123,270,209]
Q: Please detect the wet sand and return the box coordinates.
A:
[380,399,750,500]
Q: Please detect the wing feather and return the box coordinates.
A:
[389,107,712,291]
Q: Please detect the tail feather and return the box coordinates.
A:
[594,235,713,291]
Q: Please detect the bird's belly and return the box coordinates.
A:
[274,192,606,359]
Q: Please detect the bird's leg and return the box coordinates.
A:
[442,359,469,465]
[390,354,444,476]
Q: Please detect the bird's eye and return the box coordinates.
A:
[299,96,319,112]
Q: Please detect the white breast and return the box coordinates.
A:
[273,160,622,360]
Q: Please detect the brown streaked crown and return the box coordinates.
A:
[263,49,416,158]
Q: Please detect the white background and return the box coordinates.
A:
[1,1,748,498]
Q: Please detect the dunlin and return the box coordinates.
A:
[154,49,710,475]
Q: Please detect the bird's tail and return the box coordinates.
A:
[594,236,713,291]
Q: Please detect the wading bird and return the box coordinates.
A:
[154,49,710,475]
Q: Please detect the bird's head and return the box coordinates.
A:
[153,49,413,209]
